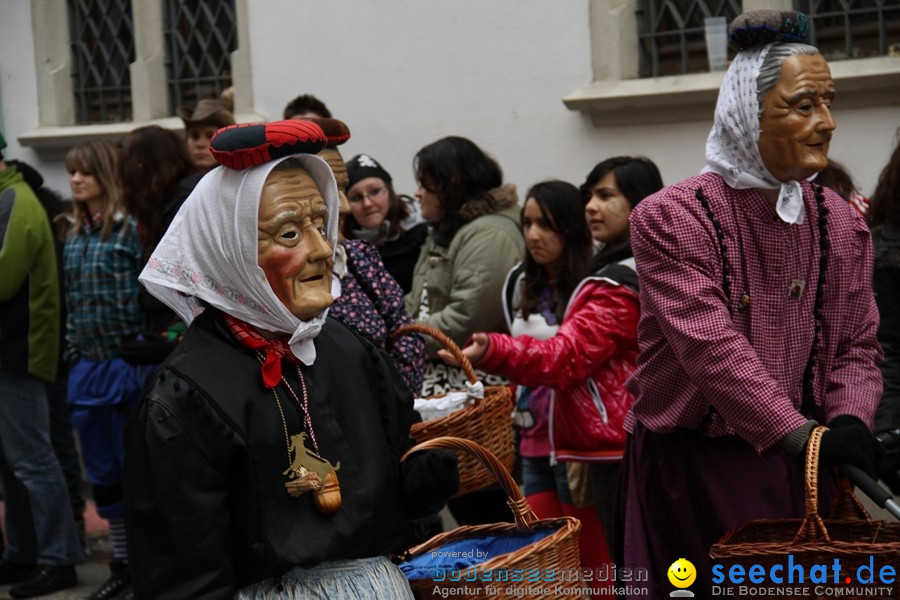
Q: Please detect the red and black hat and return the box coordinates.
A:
[300,117,350,149]
[209,119,339,170]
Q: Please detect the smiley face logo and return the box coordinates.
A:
[668,558,696,588]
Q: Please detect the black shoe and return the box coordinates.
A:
[86,560,131,600]
[0,561,35,585]
[8,564,77,599]
[115,587,134,600]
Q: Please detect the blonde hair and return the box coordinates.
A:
[64,140,123,240]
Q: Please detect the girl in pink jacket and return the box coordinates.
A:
[442,157,663,567]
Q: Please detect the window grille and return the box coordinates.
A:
[795,0,900,61]
[637,0,741,77]
[67,0,135,124]
[163,0,237,113]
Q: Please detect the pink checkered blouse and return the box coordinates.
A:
[625,173,882,453]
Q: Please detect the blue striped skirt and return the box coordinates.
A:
[235,556,414,600]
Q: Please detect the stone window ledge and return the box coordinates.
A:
[563,56,900,127]
[17,112,267,156]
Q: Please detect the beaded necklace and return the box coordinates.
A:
[257,353,342,512]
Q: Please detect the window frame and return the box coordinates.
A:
[19,0,259,152]
[564,0,900,126]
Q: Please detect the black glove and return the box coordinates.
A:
[118,334,177,365]
[876,428,900,495]
[819,415,885,481]
[401,449,460,518]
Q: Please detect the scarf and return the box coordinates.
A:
[139,154,339,365]
[223,312,299,389]
[702,44,806,224]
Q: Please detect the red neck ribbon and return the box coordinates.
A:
[222,312,300,389]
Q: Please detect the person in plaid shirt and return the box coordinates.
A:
[620,11,883,599]
[62,140,155,600]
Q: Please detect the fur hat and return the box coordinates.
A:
[346,154,392,191]
[176,98,235,129]
[728,10,810,51]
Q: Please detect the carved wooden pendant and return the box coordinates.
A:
[282,432,341,513]
[313,470,342,514]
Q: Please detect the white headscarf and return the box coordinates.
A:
[702,44,806,224]
[139,154,339,365]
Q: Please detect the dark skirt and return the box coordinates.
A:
[621,422,834,600]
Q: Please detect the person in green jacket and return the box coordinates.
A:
[407,136,524,393]
[0,134,84,598]
[406,135,524,527]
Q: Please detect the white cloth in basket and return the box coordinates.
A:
[414,381,484,422]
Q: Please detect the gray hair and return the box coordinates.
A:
[757,43,821,118]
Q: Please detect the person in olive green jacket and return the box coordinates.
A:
[406,136,524,528]
[406,136,524,394]
[0,137,84,597]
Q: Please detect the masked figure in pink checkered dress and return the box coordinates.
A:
[620,11,883,599]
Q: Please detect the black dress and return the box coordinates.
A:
[125,310,420,598]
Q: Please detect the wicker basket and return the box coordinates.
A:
[390,323,515,497]
[399,436,584,600]
[709,426,900,600]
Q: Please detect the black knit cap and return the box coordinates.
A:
[345,154,392,192]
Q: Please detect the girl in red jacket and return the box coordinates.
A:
[441,158,663,568]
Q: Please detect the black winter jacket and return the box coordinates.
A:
[873,226,900,434]
[125,310,420,598]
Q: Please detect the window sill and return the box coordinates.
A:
[563,56,900,127]
[17,113,267,155]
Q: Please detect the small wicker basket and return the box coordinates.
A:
[709,426,900,600]
[399,436,584,600]
[390,323,515,497]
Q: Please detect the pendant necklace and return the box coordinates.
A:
[259,353,342,513]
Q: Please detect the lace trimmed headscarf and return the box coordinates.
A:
[702,10,819,224]
[139,154,339,365]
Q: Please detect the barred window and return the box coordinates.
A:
[67,0,135,124]
[636,0,741,77]
[795,0,900,60]
[163,0,237,113]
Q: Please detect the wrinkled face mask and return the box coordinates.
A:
[703,45,835,224]
[257,167,335,321]
[757,53,835,184]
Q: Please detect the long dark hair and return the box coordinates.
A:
[519,180,594,322]
[414,136,503,246]
[118,126,195,260]
[580,156,663,269]
[868,134,900,231]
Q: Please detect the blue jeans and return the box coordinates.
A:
[521,456,572,504]
[47,372,86,525]
[0,370,84,566]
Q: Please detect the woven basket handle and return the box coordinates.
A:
[794,426,831,543]
[389,323,478,385]
[829,476,872,522]
[402,436,538,531]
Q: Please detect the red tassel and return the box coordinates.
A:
[260,349,283,389]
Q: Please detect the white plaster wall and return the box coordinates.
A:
[246,0,899,198]
[0,1,61,190]
[1,0,898,199]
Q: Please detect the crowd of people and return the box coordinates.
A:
[0,8,898,599]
